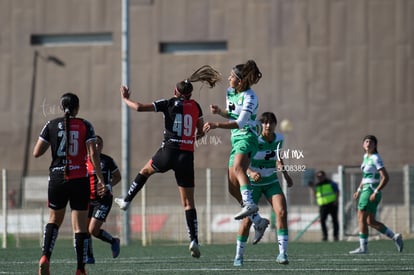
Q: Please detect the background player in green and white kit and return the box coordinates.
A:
[349,135,403,254]
[233,112,293,266]
[203,60,267,226]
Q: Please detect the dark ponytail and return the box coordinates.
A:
[175,65,222,99]
[64,108,70,179]
[60,93,79,180]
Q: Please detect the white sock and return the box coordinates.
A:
[241,187,254,205]
[235,240,246,257]
[278,234,288,254]
[360,237,368,250]
[249,212,262,225]
[384,228,395,239]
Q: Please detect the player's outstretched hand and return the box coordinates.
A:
[120,85,130,99]
[210,104,221,114]
[203,122,217,133]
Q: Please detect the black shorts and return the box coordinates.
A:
[48,176,90,211]
[88,193,113,221]
[151,147,195,188]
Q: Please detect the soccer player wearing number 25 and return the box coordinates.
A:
[34,93,106,275]
[349,135,403,254]
[115,65,221,259]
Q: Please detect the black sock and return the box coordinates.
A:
[42,223,59,260]
[95,229,113,244]
[74,232,88,270]
[87,234,93,258]
[185,209,198,243]
[124,173,148,202]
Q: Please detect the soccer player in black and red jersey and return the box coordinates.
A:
[33,93,106,275]
[114,65,221,258]
[86,135,122,263]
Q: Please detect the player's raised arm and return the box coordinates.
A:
[119,85,155,112]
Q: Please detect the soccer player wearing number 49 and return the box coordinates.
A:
[233,112,293,266]
[114,65,222,258]
[349,135,403,254]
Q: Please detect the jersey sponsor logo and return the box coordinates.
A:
[169,138,194,145]
[69,165,81,170]
[51,166,65,172]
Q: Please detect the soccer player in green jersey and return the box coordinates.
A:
[349,135,403,254]
[233,112,293,266]
[204,60,263,221]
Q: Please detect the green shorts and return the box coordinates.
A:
[251,182,283,204]
[228,132,258,167]
[358,189,382,214]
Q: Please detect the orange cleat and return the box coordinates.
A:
[38,255,50,275]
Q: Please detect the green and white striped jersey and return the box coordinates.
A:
[361,153,384,188]
[226,87,259,137]
[249,132,284,186]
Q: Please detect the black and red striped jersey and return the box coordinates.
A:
[38,117,96,179]
[87,153,119,200]
[153,97,202,152]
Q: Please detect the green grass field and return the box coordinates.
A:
[0,238,413,274]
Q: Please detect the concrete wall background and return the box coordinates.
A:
[1,0,414,180]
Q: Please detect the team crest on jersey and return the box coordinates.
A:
[174,100,182,107]
[237,97,243,105]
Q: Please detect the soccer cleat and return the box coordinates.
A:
[189,240,200,258]
[75,269,87,275]
[38,255,50,275]
[114,198,130,211]
[111,238,121,258]
[276,253,289,264]
[252,218,269,245]
[85,256,95,264]
[349,247,367,254]
[393,233,403,252]
[234,203,259,220]
[233,255,244,266]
